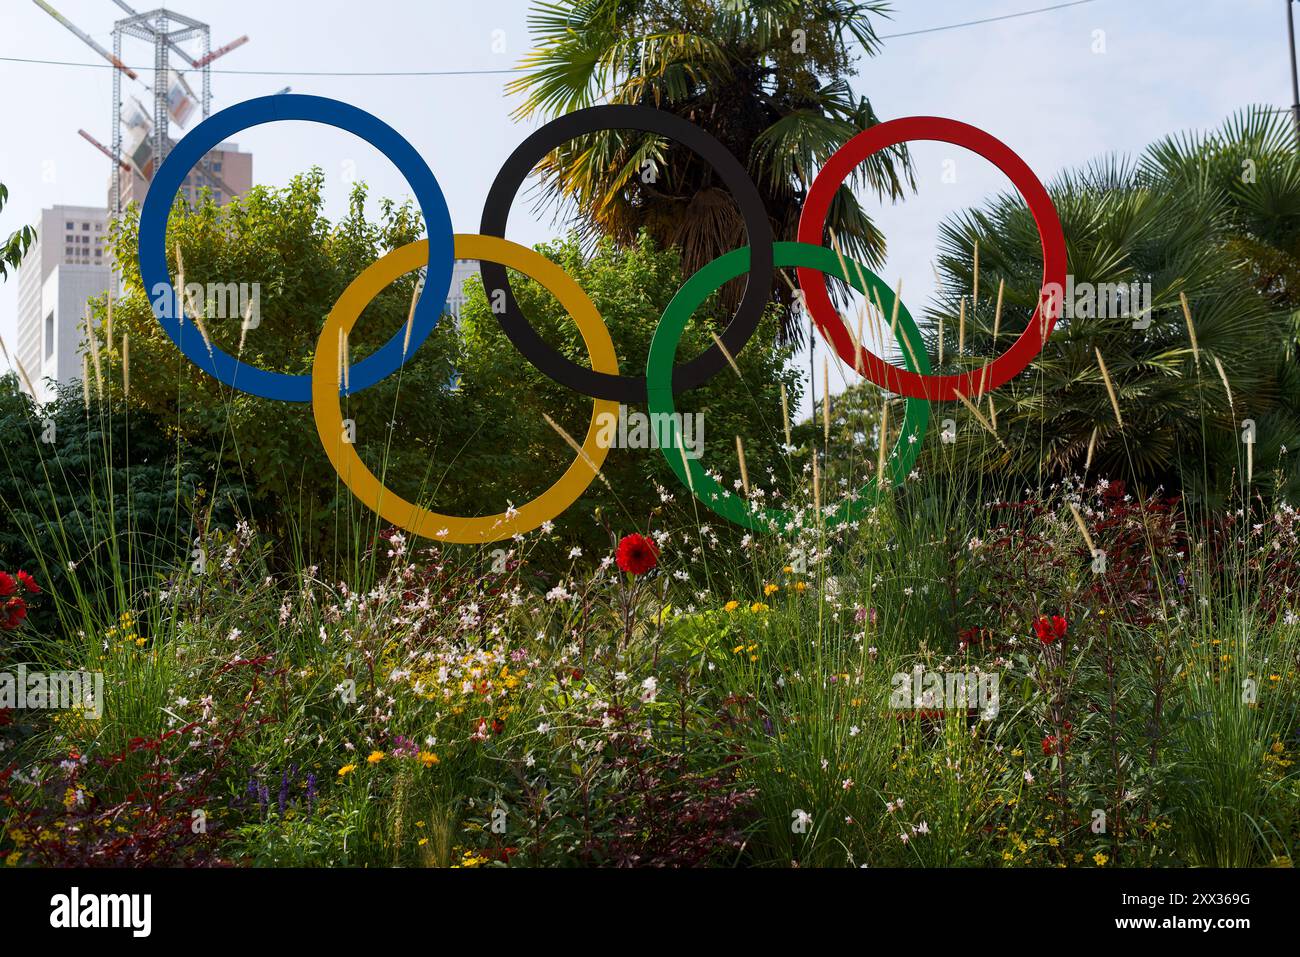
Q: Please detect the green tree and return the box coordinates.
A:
[0,182,36,283]
[510,0,913,344]
[103,170,462,556]
[436,232,801,553]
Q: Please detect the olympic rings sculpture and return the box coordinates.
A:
[139,94,1066,544]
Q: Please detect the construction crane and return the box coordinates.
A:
[32,0,251,216]
[33,0,137,79]
[195,35,250,68]
[108,1,248,86]
[78,129,131,173]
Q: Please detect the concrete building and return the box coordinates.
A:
[444,258,481,320]
[115,141,253,212]
[14,205,112,403]
[13,145,253,403]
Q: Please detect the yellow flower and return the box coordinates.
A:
[750,602,769,613]
[1093,852,1108,867]
[418,838,429,846]
[367,751,385,764]
[419,751,440,767]
[724,600,740,612]
[763,583,780,596]
[337,764,357,777]
[783,565,794,574]
[793,581,808,593]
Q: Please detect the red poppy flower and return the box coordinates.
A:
[2,597,27,631]
[615,534,659,575]
[1033,614,1068,645]
[1041,721,1073,755]
[16,571,40,594]
[0,572,14,597]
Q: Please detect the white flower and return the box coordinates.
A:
[568,546,582,559]
[849,725,860,737]
[640,676,658,703]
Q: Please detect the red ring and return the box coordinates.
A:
[796,116,1067,401]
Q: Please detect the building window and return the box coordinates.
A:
[45,312,54,360]
[65,222,73,231]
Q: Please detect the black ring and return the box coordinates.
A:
[479,104,775,403]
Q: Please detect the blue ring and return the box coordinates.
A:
[137,94,454,402]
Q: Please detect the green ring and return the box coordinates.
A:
[646,241,931,533]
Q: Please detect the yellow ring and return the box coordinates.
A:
[312,234,619,544]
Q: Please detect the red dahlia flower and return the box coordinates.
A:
[15,571,40,594]
[1033,614,1068,645]
[2,597,27,631]
[615,534,659,575]
[0,572,14,597]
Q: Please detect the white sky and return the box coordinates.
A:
[0,0,1293,417]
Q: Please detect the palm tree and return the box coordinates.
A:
[508,0,913,345]
[926,109,1300,504]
